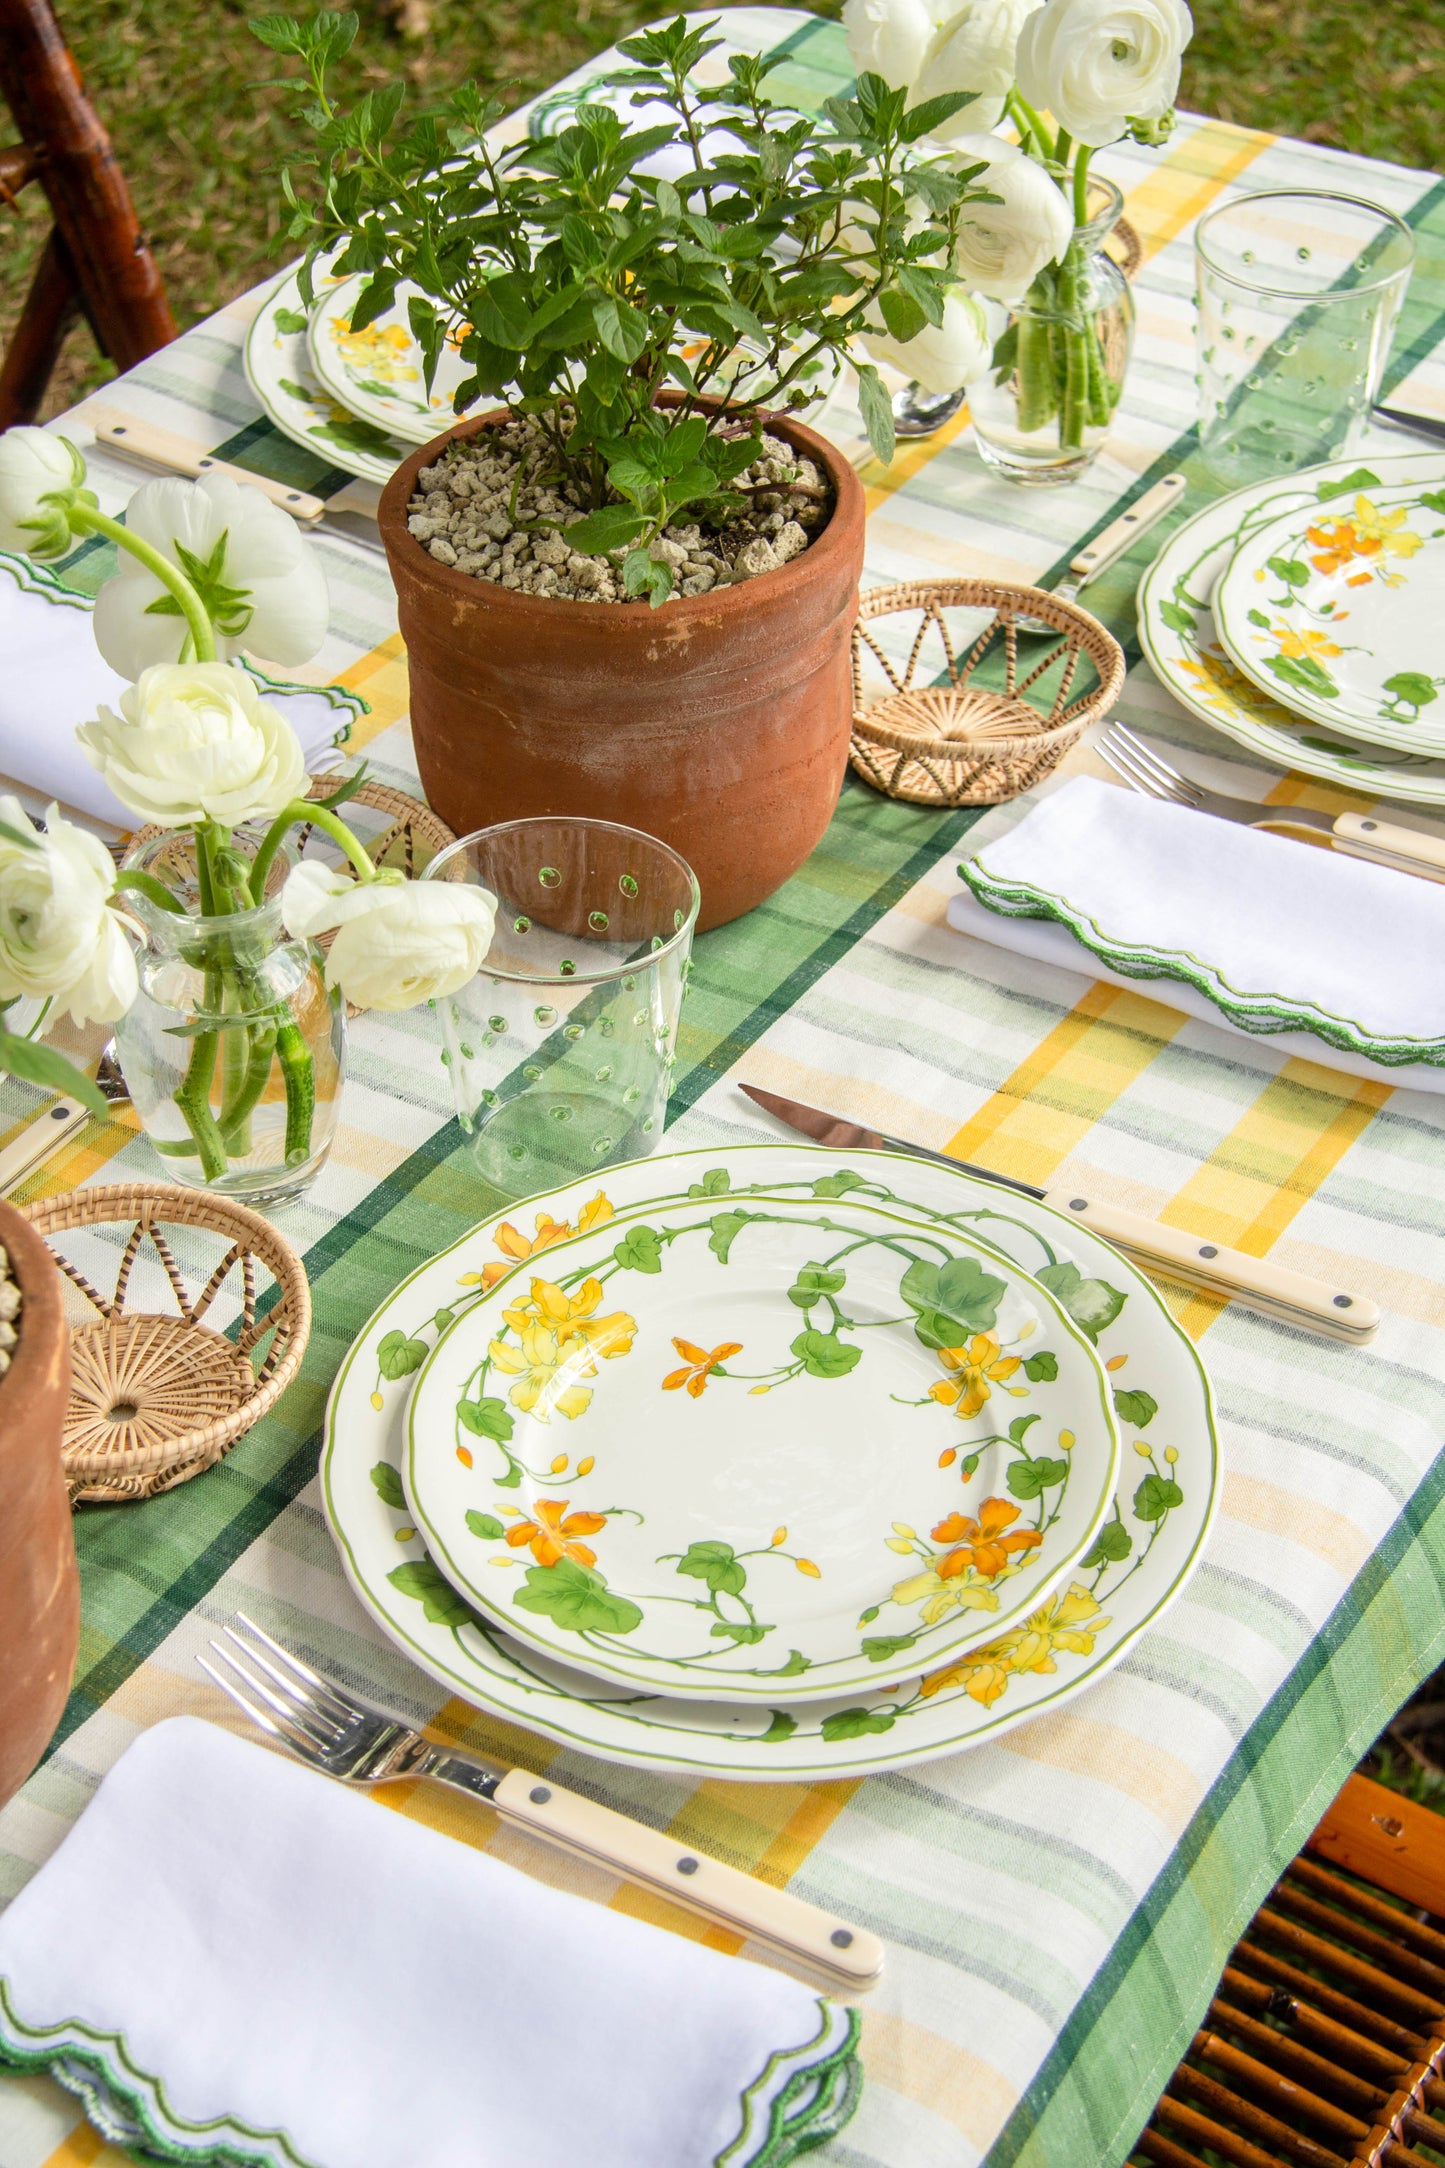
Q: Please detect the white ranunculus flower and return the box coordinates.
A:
[77,661,308,829]
[0,795,137,1025]
[91,471,329,679]
[1015,0,1192,150]
[843,0,938,89]
[281,863,498,1012]
[910,0,1044,134]
[947,134,1074,300]
[0,429,93,561]
[863,287,993,394]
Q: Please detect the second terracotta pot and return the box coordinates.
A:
[0,1197,75,1811]
[378,407,866,930]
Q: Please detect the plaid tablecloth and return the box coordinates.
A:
[4,12,1445,2165]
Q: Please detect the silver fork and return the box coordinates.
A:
[198,1612,884,1990]
[1095,721,1445,882]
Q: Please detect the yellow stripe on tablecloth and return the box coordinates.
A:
[337,632,410,750]
[41,2123,114,2165]
[8,1105,141,1209]
[861,2011,1020,2151]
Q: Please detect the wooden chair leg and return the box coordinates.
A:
[0,227,82,427]
[0,0,176,374]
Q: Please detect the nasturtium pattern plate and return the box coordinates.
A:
[404,1186,1119,1701]
[243,265,411,486]
[1138,452,1445,805]
[1214,479,1445,755]
[321,1144,1218,1778]
[307,274,479,448]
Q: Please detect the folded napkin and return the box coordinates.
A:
[1,553,361,827]
[0,1717,860,2168]
[949,775,1445,1093]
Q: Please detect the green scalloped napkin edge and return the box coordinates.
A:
[959,859,1445,1069]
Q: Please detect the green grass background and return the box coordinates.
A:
[1,0,1441,418]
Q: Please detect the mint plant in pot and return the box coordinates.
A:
[255,11,996,925]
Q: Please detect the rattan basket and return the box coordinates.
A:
[21,1183,311,1506]
[849,580,1126,807]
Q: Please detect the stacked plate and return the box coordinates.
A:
[322,1142,1220,1781]
[1139,449,1445,805]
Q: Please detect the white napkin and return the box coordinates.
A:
[0,554,358,827]
[0,1717,860,2168]
[948,776,1445,1093]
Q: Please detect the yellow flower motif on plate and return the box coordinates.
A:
[928,1332,1023,1419]
[1176,648,1288,722]
[328,316,420,385]
[917,1583,1110,1704]
[488,1322,597,1422]
[502,1275,636,1362]
[1272,623,1344,663]
[462,1194,615,1290]
[890,1499,1043,1622]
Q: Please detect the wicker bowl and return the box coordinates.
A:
[20,1184,311,1507]
[849,580,1126,807]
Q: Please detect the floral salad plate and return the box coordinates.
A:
[403,1186,1120,1702]
[1214,479,1445,755]
[1137,451,1445,806]
[306,274,479,448]
[243,263,411,487]
[321,1143,1219,1780]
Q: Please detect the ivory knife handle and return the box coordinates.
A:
[490,1767,885,1990]
[1066,473,1188,583]
[86,406,326,523]
[1039,1188,1380,1343]
[0,1095,90,1195]
[1331,811,1445,882]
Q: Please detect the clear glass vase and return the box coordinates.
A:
[114,832,345,1209]
[969,177,1136,486]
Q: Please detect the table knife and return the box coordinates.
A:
[0,1094,90,1196]
[1052,473,1188,602]
[1372,404,1445,447]
[84,404,385,552]
[739,1083,1380,1345]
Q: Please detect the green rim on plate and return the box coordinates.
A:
[243,263,410,485]
[404,1183,1120,1703]
[321,1142,1219,1780]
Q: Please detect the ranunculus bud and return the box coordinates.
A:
[281,862,499,1012]
[0,429,96,561]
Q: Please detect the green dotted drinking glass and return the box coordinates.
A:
[422,817,700,1200]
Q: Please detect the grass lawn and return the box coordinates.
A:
[1,0,1441,415]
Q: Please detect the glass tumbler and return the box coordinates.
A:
[423,817,700,1199]
[1195,189,1414,489]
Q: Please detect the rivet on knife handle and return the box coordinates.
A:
[490,1767,885,1989]
[88,407,326,524]
[1040,1189,1380,1344]
[0,1095,90,1196]
[1067,472,1187,583]
[1331,811,1445,881]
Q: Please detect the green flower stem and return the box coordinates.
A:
[1072,145,1093,231]
[1006,89,1052,159]
[68,505,217,665]
[276,1019,315,1165]
[174,1025,227,1179]
[115,868,186,914]
[1016,312,1057,432]
[248,800,376,906]
[219,1020,279,1154]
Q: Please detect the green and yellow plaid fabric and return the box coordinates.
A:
[4,12,1445,2164]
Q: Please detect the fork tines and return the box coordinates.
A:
[1096,720,1204,808]
[197,1611,356,1759]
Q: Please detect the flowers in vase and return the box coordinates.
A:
[0,797,137,1025]
[79,663,309,829]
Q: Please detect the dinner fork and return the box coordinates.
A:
[1096,722,1445,882]
[197,1612,884,1991]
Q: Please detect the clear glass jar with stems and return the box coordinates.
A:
[114,830,345,1208]
[422,817,699,1203]
[969,175,1136,487]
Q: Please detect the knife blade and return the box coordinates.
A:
[739,1083,1380,1345]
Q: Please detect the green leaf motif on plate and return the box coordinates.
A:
[465,1510,506,1540]
[902,1254,1006,1347]
[761,1709,798,1742]
[369,1461,406,1509]
[788,1261,847,1306]
[1314,467,1380,502]
[710,1618,772,1643]
[821,1707,896,1743]
[1134,1473,1184,1522]
[689,1168,731,1198]
[707,1209,756,1263]
[763,1649,811,1677]
[1113,1388,1158,1429]
[1266,555,1309,587]
[513,1558,644,1635]
[672,1538,747,1596]
[432,1307,456,1333]
[862,1633,919,1662]
[613,1224,663,1273]
[458,1395,515,1442]
[1023,1350,1058,1382]
[812,1170,866,1197]
[1035,1261,1126,1343]
[377,1328,428,1379]
[1421,489,1445,516]
[790,1329,863,1378]
[1266,652,1339,701]
[1246,607,1271,629]
[387,1559,478,1626]
[1158,599,1196,636]
[1007,1455,1069,1499]
[1382,672,1438,714]
[273,305,308,334]
[1081,1516,1133,1568]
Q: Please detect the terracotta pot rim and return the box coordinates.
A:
[376,402,861,629]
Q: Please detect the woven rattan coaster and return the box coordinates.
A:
[849,580,1125,807]
[23,1183,311,1506]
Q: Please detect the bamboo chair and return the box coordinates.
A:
[0,0,176,426]
[1132,1772,1445,2168]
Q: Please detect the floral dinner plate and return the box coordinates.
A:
[404,1185,1120,1702]
[321,1143,1218,1781]
[243,265,411,487]
[1214,478,1445,755]
[1137,451,1445,806]
[307,274,480,449]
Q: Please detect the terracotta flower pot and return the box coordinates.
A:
[378,407,866,930]
[0,1197,76,1809]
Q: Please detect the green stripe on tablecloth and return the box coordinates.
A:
[999,1435,1445,2168]
[51,781,981,1755]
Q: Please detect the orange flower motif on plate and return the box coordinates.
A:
[663,1339,744,1397]
[505,1497,608,1568]
[933,1498,1043,1581]
[928,1333,1023,1419]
